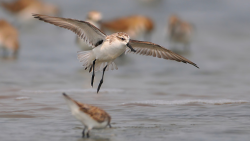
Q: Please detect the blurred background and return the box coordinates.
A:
[0,0,250,141]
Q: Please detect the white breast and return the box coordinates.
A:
[93,40,126,61]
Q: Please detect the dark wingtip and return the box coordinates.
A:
[32,13,38,18]
[62,92,67,96]
[32,13,46,21]
[183,61,199,69]
[32,13,42,20]
[193,63,199,69]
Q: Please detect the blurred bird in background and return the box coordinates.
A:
[168,15,193,52]
[101,15,154,41]
[0,19,19,59]
[76,11,102,51]
[1,0,60,23]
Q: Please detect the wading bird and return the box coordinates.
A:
[0,20,19,58]
[168,15,193,51]
[63,93,111,138]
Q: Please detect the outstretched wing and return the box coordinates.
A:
[33,14,106,48]
[126,40,199,68]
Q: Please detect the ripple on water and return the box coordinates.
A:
[20,88,124,94]
[121,99,249,106]
[15,97,31,100]
[0,114,36,118]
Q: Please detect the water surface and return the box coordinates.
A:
[1,0,250,141]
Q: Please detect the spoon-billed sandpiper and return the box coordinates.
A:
[33,14,199,93]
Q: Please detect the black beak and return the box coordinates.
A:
[126,43,136,52]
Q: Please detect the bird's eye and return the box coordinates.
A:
[121,38,125,41]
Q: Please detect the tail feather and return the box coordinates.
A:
[112,62,118,70]
[94,62,104,72]
[106,62,117,71]
[77,51,93,67]
[94,61,118,72]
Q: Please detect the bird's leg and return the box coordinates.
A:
[89,65,92,72]
[91,59,96,87]
[108,123,112,128]
[86,130,90,138]
[82,127,85,138]
[97,65,108,93]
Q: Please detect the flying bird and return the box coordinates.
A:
[33,14,199,93]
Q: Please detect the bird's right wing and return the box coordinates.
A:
[33,14,106,48]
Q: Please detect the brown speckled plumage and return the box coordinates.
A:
[63,93,111,124]
[76,101,111,123]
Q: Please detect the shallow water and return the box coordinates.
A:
[1,0,250,141]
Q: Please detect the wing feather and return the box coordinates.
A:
[126,39,199,68]
[33,14,106,48]
[78,104,110,123]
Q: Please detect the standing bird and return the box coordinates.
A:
[1,0,59,22]
[63,93,111,138]
[33,14,199,93]
[0,20,19,58]
[76,11,102,51]
[168,15,193,51]
[101,15,154,41]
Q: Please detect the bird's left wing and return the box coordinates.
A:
[126,39,199,68]
[33,14,106,48]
